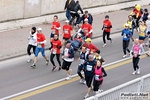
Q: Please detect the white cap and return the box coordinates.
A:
[37,27,42,31]
[84,18,88,22]
[65,20,69,23]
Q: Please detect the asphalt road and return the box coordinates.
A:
[0,32,149,100]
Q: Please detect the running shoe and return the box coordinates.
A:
[102,44,106,47]
[98,89,103,93]
[132,71,136,75]
[137,68,140,74]
[58,66,62,71]
[79,79,83,84]
[27,59,32,63]
[52,66,57,71]
[46,60,49,65]
[65,76,72,80]
[123,55,127,58]
[84,94,89,99]
[83,80,86,85]
[31,64,36,68]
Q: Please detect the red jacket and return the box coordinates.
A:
[103,20,112,33]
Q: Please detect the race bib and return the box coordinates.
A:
[123,34,127,38]
[133,51,138,57]
[95,75,99,80]
[64,30,68,34]
[80,59,84,65]
[86,65,92,71]
[52,49,57,54]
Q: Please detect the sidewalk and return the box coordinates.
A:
[0,5,150,61]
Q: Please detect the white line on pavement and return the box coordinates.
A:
[0,51,148,100]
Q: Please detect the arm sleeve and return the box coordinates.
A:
[40,40,46,44]
[102,67,107,77]
[130,45,134,54]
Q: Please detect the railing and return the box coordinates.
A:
[85,73,150,100]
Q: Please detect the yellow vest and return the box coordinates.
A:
[127,20,132,29]
[139,26,146,37]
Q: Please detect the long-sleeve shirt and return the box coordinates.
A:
[121,29,132,41]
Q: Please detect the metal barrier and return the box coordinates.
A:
[85,73,150,100]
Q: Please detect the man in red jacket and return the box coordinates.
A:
[102,15,112,47]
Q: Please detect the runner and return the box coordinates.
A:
[83,54,97,99]
[130,38,145,75]
[62,41,74,80]
[78,18,93,39]
[31,28,49,68]
[77,46,89,84]
[50,15,61,42]
[61,20,73,52]
[146,15,150,56]
[142,8,149,22]
[138,21,147,46]
[93,59,107,94]
[102,15,112,47]
[49,34,62,71]
[121,23,132,58]
[83,38,99,54]
[27,27,37,63]
[127,15,136,41]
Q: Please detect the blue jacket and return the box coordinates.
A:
[83,59,97,76]
[121,29,132,41]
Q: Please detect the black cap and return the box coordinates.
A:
[32,27,36,32]
[105,15,109,18]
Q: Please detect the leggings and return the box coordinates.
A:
[85,75,94,88]
[50,54,61,67]
[93,79,103,91]
[132,57,140,71]
[103,31,111,44]
[27,44,36,55]
[123,40,130,55]
[77,65,84,79]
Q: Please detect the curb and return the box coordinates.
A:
[0,0,149,32]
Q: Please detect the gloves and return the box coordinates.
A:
[49,47,52,50]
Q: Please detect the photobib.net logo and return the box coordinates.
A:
[120,92,150,100]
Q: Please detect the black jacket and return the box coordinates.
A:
[64,0,76,11]
[73,3,83,14]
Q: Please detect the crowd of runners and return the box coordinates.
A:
[26,0,150,99]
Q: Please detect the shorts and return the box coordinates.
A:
[63,37,70,41]
[85,75,94,88]
[62,60,72,71]
[35,47,45,57]
[139,36,146,40]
